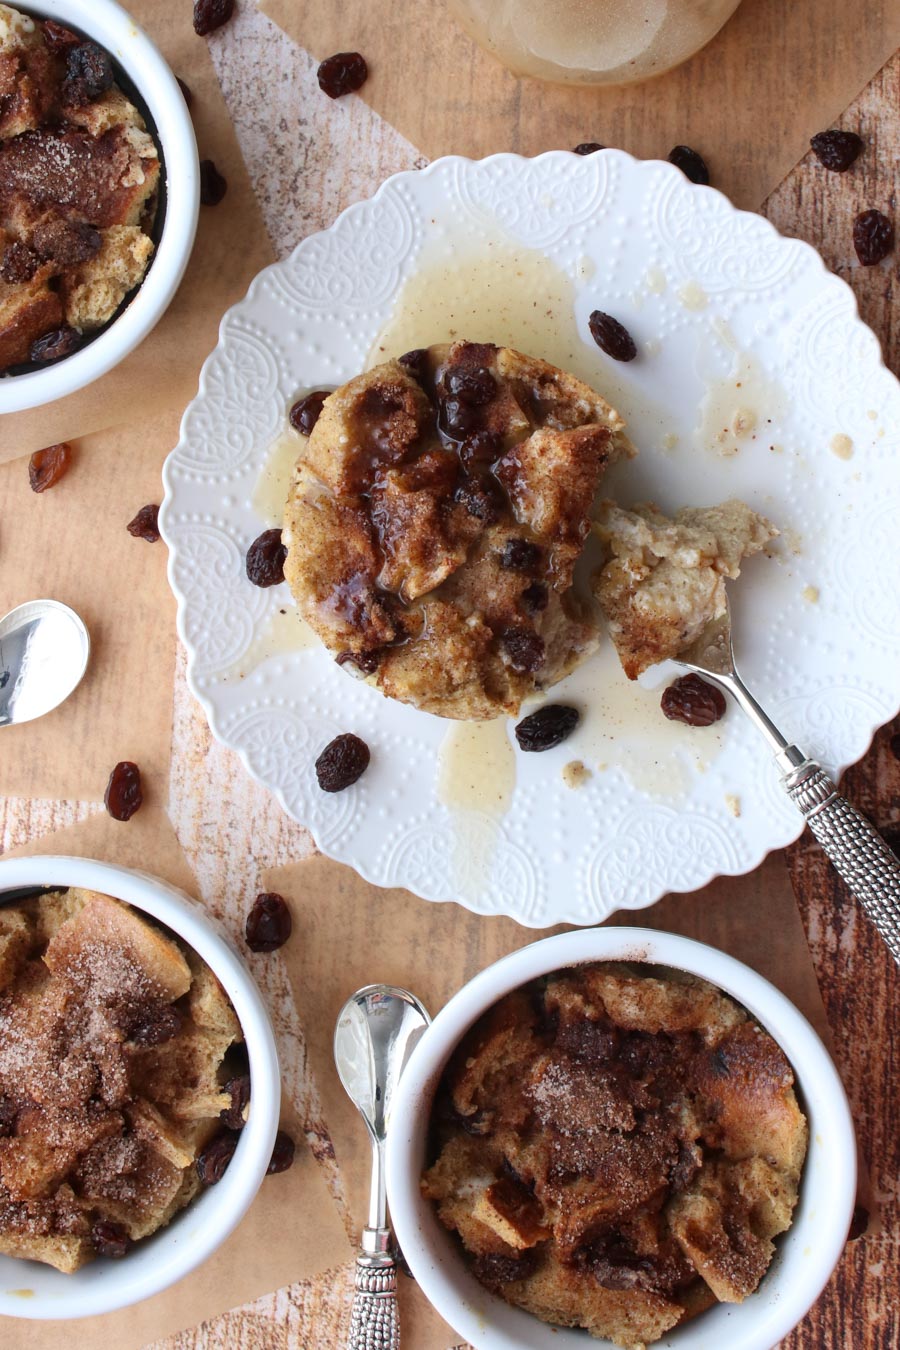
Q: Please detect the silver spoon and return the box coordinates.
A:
[674,605,900,964]
[0,600,90,727]
[334,984,431,1350]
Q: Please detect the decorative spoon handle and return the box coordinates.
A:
[348,1229,399,1350]
[783,757,900,965]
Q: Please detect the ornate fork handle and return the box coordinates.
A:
[784,759,900,965]
[348,1231,399,1350]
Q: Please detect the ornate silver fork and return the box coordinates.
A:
[674,608,900,965]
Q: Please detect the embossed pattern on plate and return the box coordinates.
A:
[161,152,900,926]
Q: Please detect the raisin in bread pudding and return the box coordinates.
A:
[422,963,808,1349]
[0,4,159,373]
[593,500,778,680]
[0,888,242,1272]
[283,340,630,720]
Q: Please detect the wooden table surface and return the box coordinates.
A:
[2,7,899,1347]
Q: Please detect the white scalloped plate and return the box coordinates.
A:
[161,152,900,927]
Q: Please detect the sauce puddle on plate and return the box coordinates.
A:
[215,606,317,684]
[253,431,300,528]
[438,718,516,817]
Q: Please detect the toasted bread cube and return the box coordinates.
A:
[44,892,191,1002]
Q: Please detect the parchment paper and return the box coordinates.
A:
[270,850,847,1350]
[2,808,350,1349]
[260,0,900,212]
[0,408,180,804]
[0,0,275,462]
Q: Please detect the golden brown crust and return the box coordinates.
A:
[284,340,624,719]
[422,962,808,1347]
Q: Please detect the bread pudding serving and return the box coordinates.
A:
[0,888,242,1271]
[283,340,631,719]
[0,3,159,374]
[422,962,808,1348]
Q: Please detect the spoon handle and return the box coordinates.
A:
[348,1230,399,1350]
[783,758,900,966]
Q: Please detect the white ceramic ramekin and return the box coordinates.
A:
[0,855,280,1320]
[387,928,857,1350]
[0,0,199,414]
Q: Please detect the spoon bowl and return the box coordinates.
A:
[0,600,90,727]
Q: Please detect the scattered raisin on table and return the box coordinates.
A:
[246,529,287,587]
[667,145,710,185]
[193,0,235,37]
[245,892,293,952]
[810,129,863,172]
[853,209,894,266]
[177,76,194,108]
[289,390,329,435]
[105,761,143,821]
[515,704,579,752]
[0,241,38,283]
[573,142,604,155]
[588,310,637,362]
[267,1130,295,1175]
[64,42,115,103]
[29,443,73,493]
[660,674,726,727]
[199,159,227,206]
[127,504,160,541]
[91,1221,130,1258]
[317,51,368,99]
[500,626,545,673]
[316,733,370,792]
[196,1130,238,1184]
[128,1004,181,1046]
[30,326,80,363]
[221,1073,252,1130]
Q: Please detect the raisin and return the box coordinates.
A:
[440,396,480,439]
[91,1221,130,1258]
[459,429,502,473]
[0,241,39,284]
[397,348,429,382]
[30,325,80,363]
[667,144,710,185]
[104,761,143,821]
[573,142,604,155]
[33,219,101,267]
[443,367,495,405]
[499,538,540,570]
[472,1250,537,1290]
[317,51,368,99]
[128,1004,181,1045]
[199,159,227,206]
[515,704,579,751]
[64,43,115,103]
[29,442,73,493]
[588,310,637,362]
[245,892,292,953]
[246,529,287,587]
[847,1204,869,1241]
[454,477,501,524]
[0,1097,17,1138]
[193,0,235,37]
[41,19,81,52]
[177,77,194,108]
[126,504,160,542]
[336,649,380,676]
[267,1129,295,1174]
[315,732,370,792]
[196,1130,238,1184]
[221,1073,251,1130]
[853,209,894,266]
[520,582,548,614]
[289,390,329,435]
[810,130,863,173]
[500,626,545,673]
[660,673,726,726]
